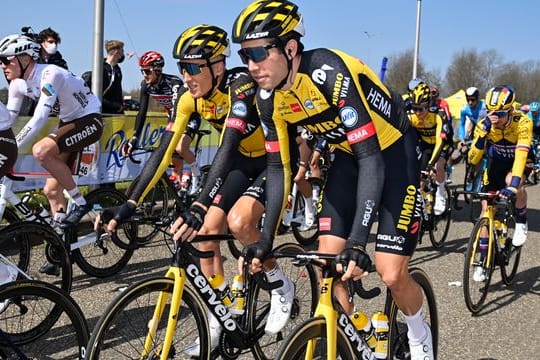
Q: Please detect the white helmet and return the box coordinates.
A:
[0,34,40,60]
[465,86,479,98]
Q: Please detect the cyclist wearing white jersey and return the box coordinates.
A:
[0,34,103,229]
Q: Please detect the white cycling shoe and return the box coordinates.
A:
[183,311,221,357]
[512,222,528,246]
[433,194,447,216]
[409,323,434,360]
[265,278,295,336]
[473,266,486,282]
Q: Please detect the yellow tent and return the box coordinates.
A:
[444,89,467,121]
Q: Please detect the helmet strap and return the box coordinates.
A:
[203,58,224,100]
[275,42,294,90]
[16,56,31,79]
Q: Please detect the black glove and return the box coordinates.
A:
[241,234,273,262]
[122,136,138,156]
[336,246,372,272]
[102,202,136,224]
[180,203,207,231]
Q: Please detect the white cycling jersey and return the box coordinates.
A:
[6,64,101,149]
[0,101,11,131]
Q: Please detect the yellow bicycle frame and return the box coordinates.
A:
[141,266,186,360]
[473,205,496,268]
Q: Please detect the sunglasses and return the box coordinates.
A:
[489,110,510,118]
[0,56,15,66]
[412,105,428,112]
[466,97,478,103]
[177,59,222,76]
[237,43,278,64]
[140,68,155,75]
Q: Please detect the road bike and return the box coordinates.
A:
[86,235,318,359]
[419,170,452,248]
[274,251,438,359]
[0,144,135,278]
[459,191,522,314]
[0,279,89,359]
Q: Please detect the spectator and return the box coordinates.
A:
[36,27,68,69]
[102,39,124,114]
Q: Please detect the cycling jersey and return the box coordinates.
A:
[128,67,266,204]
[459,100,487,141]
[526,111,540,137]
[257,48,415,250]
[409,111,445,168]
[469,113,533,180]
[0,102,17,177]
[132,73,183,139]
[6,64,101,150]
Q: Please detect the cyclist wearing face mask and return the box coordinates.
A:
[36,27,68,70]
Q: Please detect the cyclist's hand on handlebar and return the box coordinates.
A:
[121,136,138,157]
[336,246,371,282]
[95,201,136,234]
[499,186,517,200]
[238,237,273,275]
[171,203,206,242]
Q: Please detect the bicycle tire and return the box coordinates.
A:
[274,317,355,360]
[0,280,88,359]
[499,215,521,285]
[429,184,452,248]
[0,207,20,228]
[126,175,172,245]
[387,267,438,360]
[0,221,71,293]
[463,217,494,314]
[249,242,319,360]
[86,276,211,360]
[68,188,135,278]
[291,179,319,246]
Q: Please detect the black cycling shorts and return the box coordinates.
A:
[318,129,421,256]
[0,128,17,178]
[482,157,514,192]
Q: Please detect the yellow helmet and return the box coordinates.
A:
[411,83,431,105]
[232,0,305,43]
[173,25,230,61]
[485,85,515,111]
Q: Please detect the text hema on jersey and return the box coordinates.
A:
[366,88,391,117]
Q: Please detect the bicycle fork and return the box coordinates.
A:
[308,277,338,360]
[142,266,186,359]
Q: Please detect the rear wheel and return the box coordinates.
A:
[500,216,521,285]
[387,268,438,360]
[291,179,320,247]
[429,184,451,248]
[463,217,494,314]
[68,188,134,278]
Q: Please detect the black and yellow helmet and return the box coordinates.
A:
[173,25,230,61]
[232,0,305,43]
[411,83,431,105]
[485,85,515,111]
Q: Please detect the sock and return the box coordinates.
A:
[404,308,427,344]
[436,181,446,197]
[304,196,315,219]
[265,265,290,295]
[515,207,527,224]
[67,188,86,206]
[190,162,201,177]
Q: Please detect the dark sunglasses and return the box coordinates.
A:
[237,43,278,64]
[466,97,478,103]
[412,105,428,112]
[0,56,15,66]
[489,110,510,118]
[177,59,222,76]
[140,68,155,75]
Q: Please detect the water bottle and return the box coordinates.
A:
[371,311,389,359]
[230,274,245,315]
[208,274,234,307]
[350,310,376,350]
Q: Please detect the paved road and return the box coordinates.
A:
[70,163,539,360]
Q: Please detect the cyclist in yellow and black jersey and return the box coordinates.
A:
[468,85,532,247]
[232,1,433,358]
[408,83,449,215]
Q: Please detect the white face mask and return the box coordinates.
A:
[44,43,57,55]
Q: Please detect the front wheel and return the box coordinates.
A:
[85,276,210,359]
[291,179,320,247]
[274,317,355,360]
[463,217,494,314]
[68,188,134,278]
[428,184,452,248]
[387,267,438,360]
[499,216,521,285]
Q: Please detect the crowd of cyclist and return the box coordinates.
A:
[1,0,539,359]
